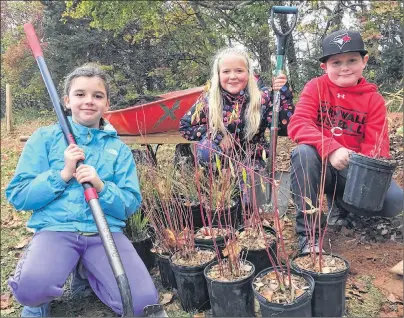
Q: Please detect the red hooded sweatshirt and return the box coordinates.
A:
[288,74,390,158]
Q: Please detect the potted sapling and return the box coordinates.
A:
[124,212,155,270]
[204,235,256,317]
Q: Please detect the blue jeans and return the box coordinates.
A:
[290,145,403,235]
[9,231,158,316]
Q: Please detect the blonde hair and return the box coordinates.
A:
[208,47,262,141]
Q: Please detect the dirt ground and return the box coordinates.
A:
[0,113,402,317]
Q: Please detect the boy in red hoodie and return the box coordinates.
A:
[288,30,403,253]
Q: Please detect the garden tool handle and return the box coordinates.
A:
[267,6,298,204]
[23,23,135,317]
[270,6,298,55]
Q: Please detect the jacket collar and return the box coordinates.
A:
[66,117,118,144]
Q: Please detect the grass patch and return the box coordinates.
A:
[346,275,385,317]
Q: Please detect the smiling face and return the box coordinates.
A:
[219,54,249,95]
[64,76,110,128]
[321,52,369,87]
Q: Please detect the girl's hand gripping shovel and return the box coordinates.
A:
[267,6,298,207]
[23,23,167,317]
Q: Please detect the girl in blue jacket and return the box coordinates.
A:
[6,64,158,317]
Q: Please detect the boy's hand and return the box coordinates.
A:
[74,165,104,192]
[61,144,85,182]
[272,72,287,91]
[329,147,352,170]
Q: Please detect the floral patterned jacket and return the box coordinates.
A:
[179,79,294,166]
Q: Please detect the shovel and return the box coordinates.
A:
[266,6,298,211]
[23,23,167,317]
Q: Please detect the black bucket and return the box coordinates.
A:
[182,201,206,230]
[343,153,396,211]
[204,260,255,317]
[253,266,315,317]
[210,199,240,229]
[240,226,278,275]
[170,246,216,312]
[132,236,155,270]
[291,253,350,317]
[155,253,177,289]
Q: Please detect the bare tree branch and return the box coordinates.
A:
[193,0,255,11]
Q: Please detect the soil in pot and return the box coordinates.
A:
[291,253,350,317]
[170,246,216,312]
[253,266,315,317]
[204,259,255,317]
[194,226,229,257]
[132,235,155,270]
[343,153,397,211]
[238,226,278,274]
[155,252,177,289]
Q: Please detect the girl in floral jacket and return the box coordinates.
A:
[179,46,294,170]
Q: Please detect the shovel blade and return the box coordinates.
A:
[143,304,168,317]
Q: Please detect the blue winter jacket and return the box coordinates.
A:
[6,117,142,233]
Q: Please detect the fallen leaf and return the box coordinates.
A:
[163,229,176,248]
[193,312,205,318]
[13,237,31,249]
[242,264,252,272]
[254,281,264,288]
[389,260,403,276]
[262,219,271,227]
[261,290,273,302]
[222,239,241,264]
[1,294,12,309]
[387,293,397,303]
[295,289,304,298]
[160,292,173,305]
[322,267,331,274]
[303,197,314,209]
[304,208,319,215]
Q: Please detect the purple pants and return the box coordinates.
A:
[8,231,158,316]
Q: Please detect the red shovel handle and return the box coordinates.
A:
[23,23,43,58]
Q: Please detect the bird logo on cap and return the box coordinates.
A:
[330,33,352,50]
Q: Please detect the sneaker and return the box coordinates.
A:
[327,201,356,228]
[69,263,93,299]
[21,303,50,317]
[327,202,349,226]
[298,235,325,254]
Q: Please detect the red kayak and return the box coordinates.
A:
[104,86,204,135]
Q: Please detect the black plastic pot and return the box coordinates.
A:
[194,227,227,257]
[170,245,216,312]
[291,253,350,317]
[132,235,155,270]
[343,153,397,211]
[187,202,206,230]
[240,226,278,275]
[155,253,177,289]
[253,266,315,317]
[204,260,255,317]
[210,198,240,229]
[176,196,206,230]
